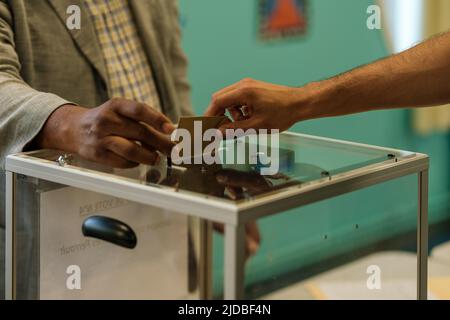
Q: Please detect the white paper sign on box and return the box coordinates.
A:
[39,186,188,299]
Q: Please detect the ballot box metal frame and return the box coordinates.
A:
[4,132,429,300]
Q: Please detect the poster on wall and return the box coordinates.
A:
[258,0,308,41]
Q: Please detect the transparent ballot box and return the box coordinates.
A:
[3,132,429,300]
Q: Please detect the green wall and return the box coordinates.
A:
[179,0,450,295]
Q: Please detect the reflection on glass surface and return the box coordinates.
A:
[15,133,410,202]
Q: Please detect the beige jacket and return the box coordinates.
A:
[0,0,193,168]
[0,0,194,299]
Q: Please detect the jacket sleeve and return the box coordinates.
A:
[0,2,71,168]
[168,0,194,117]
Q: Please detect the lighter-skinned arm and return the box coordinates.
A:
[205,32,450,132]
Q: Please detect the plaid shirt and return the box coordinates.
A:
[84,0,162,111]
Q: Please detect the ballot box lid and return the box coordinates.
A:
[6,132,428,224]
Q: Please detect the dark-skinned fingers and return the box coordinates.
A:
[110,98,175,134]
[108,117,150,143]
[103,136,160,165]
[108,117,173,155]
[141,124,175,155]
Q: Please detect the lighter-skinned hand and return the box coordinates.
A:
[205,78,308,133]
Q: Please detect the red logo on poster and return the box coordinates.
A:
[267,0,306,31]
[259,0,307,40]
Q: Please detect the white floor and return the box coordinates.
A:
[261,242,450,300]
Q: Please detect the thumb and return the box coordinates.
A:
[205,88,248,116]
